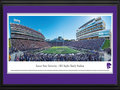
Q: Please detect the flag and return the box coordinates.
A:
[14,19,20,23]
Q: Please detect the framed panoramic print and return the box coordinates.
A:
[2,3,117,86]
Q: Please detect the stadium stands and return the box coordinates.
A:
[48,38,105,51]
[10,23,45,40]
[10,37,109,61]
[14,51,101,61]
[9,23,50,53]
[10,39,49,51]
[64,38,105,50]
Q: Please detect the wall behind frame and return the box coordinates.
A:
[0,0,120,89]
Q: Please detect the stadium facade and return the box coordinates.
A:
[10,23,49,51]
[76,17,110,40]
[10,23,45,41]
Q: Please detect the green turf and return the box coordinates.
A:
[41,46,80,54]
[102,40,110,49]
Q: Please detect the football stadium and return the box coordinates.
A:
[9,17,111,61]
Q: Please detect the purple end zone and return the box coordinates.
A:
[3,6,117,84]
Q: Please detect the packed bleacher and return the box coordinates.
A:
[14,51,101,61]
[10,38,105,52]
[10,23,51,56]
[65,38,105,50]
[49,38,105,51]
[9,36,110,61]
[10,39,50,51]
[9,46,18,54]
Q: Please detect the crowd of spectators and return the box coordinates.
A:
[104,48,111,55]
[48,38,105,50]
[10,38,111,61]
[11,39,49,51]
[9,46,18,54]
[64,38,105,50]
[13,51,101,61]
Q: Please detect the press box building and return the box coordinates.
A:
[76,17,110,40]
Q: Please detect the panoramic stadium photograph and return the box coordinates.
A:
[8,14,112,62]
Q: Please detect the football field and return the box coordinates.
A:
[41,46,80,54]
[102,40,110,49]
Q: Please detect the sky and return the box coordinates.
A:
[9,16,111,40]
